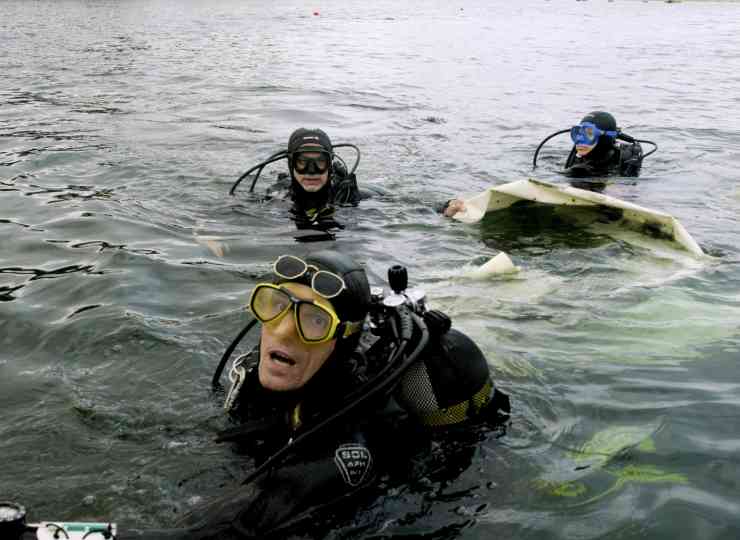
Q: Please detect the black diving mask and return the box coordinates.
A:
[291,149,331,175]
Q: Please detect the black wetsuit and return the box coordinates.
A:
[563,140,643,178]
[111,343,415,540]
[267,162,363,230]
[20,326,509,540]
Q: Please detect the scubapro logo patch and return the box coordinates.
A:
[334,444,373,487]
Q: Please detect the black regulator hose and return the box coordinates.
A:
[619,134,658,159]
[534,128,658,169]
[229,150,288,196]
[616,131,636,143]
[230,143,360,196]
[211,318,259,390]
[640,140,658,159]
[331,143,361,175]
[237,306,429,488]
[616,131,659,159]
[532,128,570,169]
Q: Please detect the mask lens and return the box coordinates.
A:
[571,123,600,145]
[272,255,347,300]
[312,271,345,299]
[297,302,335,341]
[293,151,329,174]
[251,286,290,321]
[570,126,580,143]
[274,255,307,280]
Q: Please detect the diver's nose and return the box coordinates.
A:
[271,308,300,341]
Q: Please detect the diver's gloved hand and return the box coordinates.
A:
[333,173,360,206]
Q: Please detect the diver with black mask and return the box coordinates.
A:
[229,128,363,230]
[532,111,658,180]
[8,251,509,540]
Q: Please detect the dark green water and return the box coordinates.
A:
[2,0,740,538]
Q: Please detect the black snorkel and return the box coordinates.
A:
[532,128,658,169]
[532,128,571,169]
[229,144,361,196]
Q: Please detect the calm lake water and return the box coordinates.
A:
[2,0,740,538]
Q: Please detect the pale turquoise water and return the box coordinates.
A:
[2,0,740,537]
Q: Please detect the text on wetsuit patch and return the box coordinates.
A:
[334,444,373,487]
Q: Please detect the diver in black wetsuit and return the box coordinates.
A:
[562,111,643,178]
[439,111,658,218]
[11,251,508,540]
[192,251,509,538]
[229,129,363,230]
[532,111,658,180]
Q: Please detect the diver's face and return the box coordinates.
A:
[293,146,330,193]
[258,282,337,392]
[576,143,597,158]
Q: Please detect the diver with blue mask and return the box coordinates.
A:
[533,111,658,179]
[8,251,509,540]
[439,111,658,218]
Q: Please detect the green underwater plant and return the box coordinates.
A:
[534,424,687,505]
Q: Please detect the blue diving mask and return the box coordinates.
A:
[570,122,617,146]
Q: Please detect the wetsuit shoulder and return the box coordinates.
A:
[331,172,362,205]
[562,146,598,178]
[230,395,413,538]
